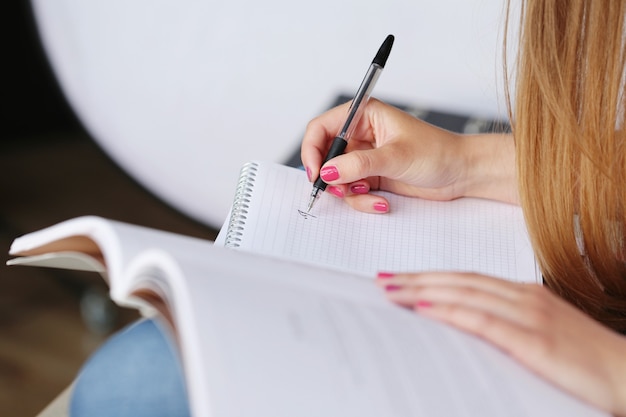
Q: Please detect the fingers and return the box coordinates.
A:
[324,180,371,199]
[344,194,390,213]
[301,102,354,182]
[376,272,543,329]
[378,272,524,300]
[324,183,390,214]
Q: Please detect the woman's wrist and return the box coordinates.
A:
[458,133,519,204]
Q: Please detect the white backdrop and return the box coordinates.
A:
[32,0,515,228]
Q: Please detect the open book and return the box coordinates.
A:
[7,162,606,416]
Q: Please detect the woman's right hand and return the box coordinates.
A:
[300,99,518,213]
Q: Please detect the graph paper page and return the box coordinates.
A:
[223,161,539,283]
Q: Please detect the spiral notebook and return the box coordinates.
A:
[218,161,540,283]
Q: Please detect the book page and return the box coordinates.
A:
[225,162,539,283]
[7,216,216,311]
[155,245,604,417]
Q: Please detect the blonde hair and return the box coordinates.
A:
[507,0,626,331]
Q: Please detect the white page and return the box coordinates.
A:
[147,244,605,417]
[225,162,539,283]
[8,216,216,308]
[7,216,605,416]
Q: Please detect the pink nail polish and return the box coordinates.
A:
[350,184,369,194]
[320,166,339,181]
[327,186,344,198]
[377,272,395,279]
[385,284,401,291]
[373,202,389,212]
[416,301,432,308]
[306,166,312,182]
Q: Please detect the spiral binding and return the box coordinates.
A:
[224,161,259,247]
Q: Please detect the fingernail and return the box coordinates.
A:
[327,185,344,198]
[305,166,312,182]
[320,166,339,181]
[416,301,432,308]
[373,202,389,212]
[385,285,401,291]
[377,272,395,279]
[350,184,369,194]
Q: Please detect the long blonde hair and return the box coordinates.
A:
[507,0,626,331]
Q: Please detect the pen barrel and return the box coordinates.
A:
[313,136,348,191]
[338,64,383,140]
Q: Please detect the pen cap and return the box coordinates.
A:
[337,35,394,140]
[373,35,394,68]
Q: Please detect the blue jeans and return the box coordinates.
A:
[70,318,190,417]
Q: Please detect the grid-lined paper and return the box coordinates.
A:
[226,161,540,283]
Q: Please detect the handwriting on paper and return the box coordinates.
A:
[297,210,317,220]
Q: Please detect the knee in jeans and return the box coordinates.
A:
[69,318,190,417]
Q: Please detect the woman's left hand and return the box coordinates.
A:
[376,272,626,416]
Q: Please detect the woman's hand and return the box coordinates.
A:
[375,272,626,416]
[301,99,518,213]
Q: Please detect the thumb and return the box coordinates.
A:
[321,147,399,185]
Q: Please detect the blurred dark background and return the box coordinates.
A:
[3,2,82,142]
[1,3,217,416]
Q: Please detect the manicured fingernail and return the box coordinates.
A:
[327,185,344,198]
[305,166,312,182]
[320,166,339,181]
[416,301,432,308]
[373,202,389,212]
[350,184,369,194]
[377,272,395,279]
[385,285,401,291]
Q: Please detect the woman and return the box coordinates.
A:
[71,1,626,415]
[302,1,626,413]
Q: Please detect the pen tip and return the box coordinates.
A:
[306,189,319,212]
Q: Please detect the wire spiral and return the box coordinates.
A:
[224,161,258,247]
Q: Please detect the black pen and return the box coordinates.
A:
[306,34,395,212]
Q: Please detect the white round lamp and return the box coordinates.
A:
[31,0,511,228]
